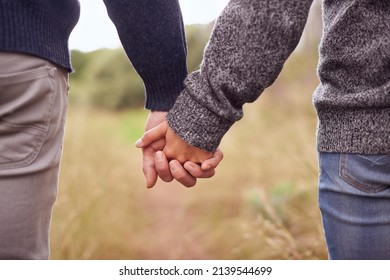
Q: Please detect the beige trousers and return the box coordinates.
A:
[0,53,68,259]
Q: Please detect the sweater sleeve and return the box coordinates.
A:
[167,0,314,151]
[103,0,187,111]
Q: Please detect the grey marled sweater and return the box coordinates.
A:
[167,0,390,154]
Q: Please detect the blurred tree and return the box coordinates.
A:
[87,49,144,110]
[186,23,213,72]
[69,24,212,110]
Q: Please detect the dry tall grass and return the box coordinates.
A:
[50,52,328,260]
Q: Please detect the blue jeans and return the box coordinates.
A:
[318,152,390,260]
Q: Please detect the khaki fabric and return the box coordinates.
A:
[0,53,68,259]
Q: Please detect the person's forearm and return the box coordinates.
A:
[103,0,187,111]
[167,0,313,151]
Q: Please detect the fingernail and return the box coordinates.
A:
[135,139,142,148]
[170,161,180,172]
[185,162,194,172]
[156,151,163,161]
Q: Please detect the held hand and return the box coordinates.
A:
[141,111,169,188]
[136,121,213,164]
[154,148,224,187]
[136,119,223,187]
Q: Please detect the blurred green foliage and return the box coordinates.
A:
[69,23,213,111]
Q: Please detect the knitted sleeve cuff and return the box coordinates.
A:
[138,61,187,111]
[167,90,234,152]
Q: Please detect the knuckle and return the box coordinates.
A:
[163,148,174,160]
[176,157,187,165]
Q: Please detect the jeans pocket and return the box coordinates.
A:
[339,154,390,193]
[0,66,56,170]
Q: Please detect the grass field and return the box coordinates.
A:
[50,52,328,260]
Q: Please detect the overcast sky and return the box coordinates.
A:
[69,0,229,51]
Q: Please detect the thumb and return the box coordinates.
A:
[201,148,224,170]
[135,121,168,148]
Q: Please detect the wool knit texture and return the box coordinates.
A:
[167,0,390,154]
[0,0,187,111]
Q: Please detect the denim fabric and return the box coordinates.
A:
[318,152,390,260]
[0,53,68,259]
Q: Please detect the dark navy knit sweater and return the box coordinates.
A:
[0,0,187,111]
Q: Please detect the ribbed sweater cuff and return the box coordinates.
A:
[167,91,234,152]
[139,62,187,111]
